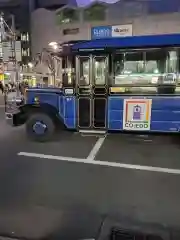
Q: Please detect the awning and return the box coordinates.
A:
[72,33,180,50]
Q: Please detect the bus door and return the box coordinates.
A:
[76,55,108,130]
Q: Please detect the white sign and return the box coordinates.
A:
[65,88,74,95]
[112,24,133,37]
[123,99,152,131]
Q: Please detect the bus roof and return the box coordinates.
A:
[72,33,180,50]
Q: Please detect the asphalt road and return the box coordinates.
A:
[0,108,180,239]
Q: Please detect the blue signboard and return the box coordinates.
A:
[91,26,112,39]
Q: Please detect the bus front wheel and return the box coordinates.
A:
[26,112,55,142]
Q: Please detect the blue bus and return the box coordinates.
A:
[5,33,180,141]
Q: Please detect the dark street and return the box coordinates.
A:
[0,108,180,239]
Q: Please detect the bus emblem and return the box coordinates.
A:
[123,99,152,131]
[132,105,141,120]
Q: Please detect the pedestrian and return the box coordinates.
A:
[0,81,4,94]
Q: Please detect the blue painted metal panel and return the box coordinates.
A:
[26,89,76,129]
[26,91,59,109]
[58,95,64,119]
[108,96,180,132]
[28,87,63,94]
[151,111,180,122]
[64,96,76,129]
[72,33,180,50]
[149,97,180,110]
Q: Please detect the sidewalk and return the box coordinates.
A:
[0,94,5,107]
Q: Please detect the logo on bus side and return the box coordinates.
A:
[123,99,152,131]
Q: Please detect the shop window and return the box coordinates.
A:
[56,8,79,24]
[84,3,106,21]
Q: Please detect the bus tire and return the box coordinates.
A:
[26,112,55,142]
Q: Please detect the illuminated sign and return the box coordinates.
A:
[91,26,112,39]
[91,24,133,39]
[111,24,133,37]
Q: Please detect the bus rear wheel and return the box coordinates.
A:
[26,112,55,142]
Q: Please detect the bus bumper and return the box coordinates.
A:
[5,97,23,126]
[5,113,14,126]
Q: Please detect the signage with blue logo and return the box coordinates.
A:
[91,24,133,39]
[91,26,112,39]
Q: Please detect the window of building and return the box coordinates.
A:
[27,48,30,56]
[83,3,106,21]
[123,2,143,17]
[56,8,79,24]
[63,28,79,35]
[26,33,29,41]
[21,33,29,42]
[62,57,67,70]
[22,48,29,57]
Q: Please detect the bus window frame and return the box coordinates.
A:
[109,47,180,95]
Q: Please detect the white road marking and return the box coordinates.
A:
[87,136,106,160]
[18,151,180,175]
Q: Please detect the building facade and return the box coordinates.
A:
[30,0,180,80]
[0,0,31,65]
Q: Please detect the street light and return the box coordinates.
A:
[52,44,58,50]
[48,42,58,46]
[28,62,33,68]
[48,42,58,50]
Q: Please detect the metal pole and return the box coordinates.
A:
[53,56,56,86]
[0,13,4,60]
[11,14,20,96]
